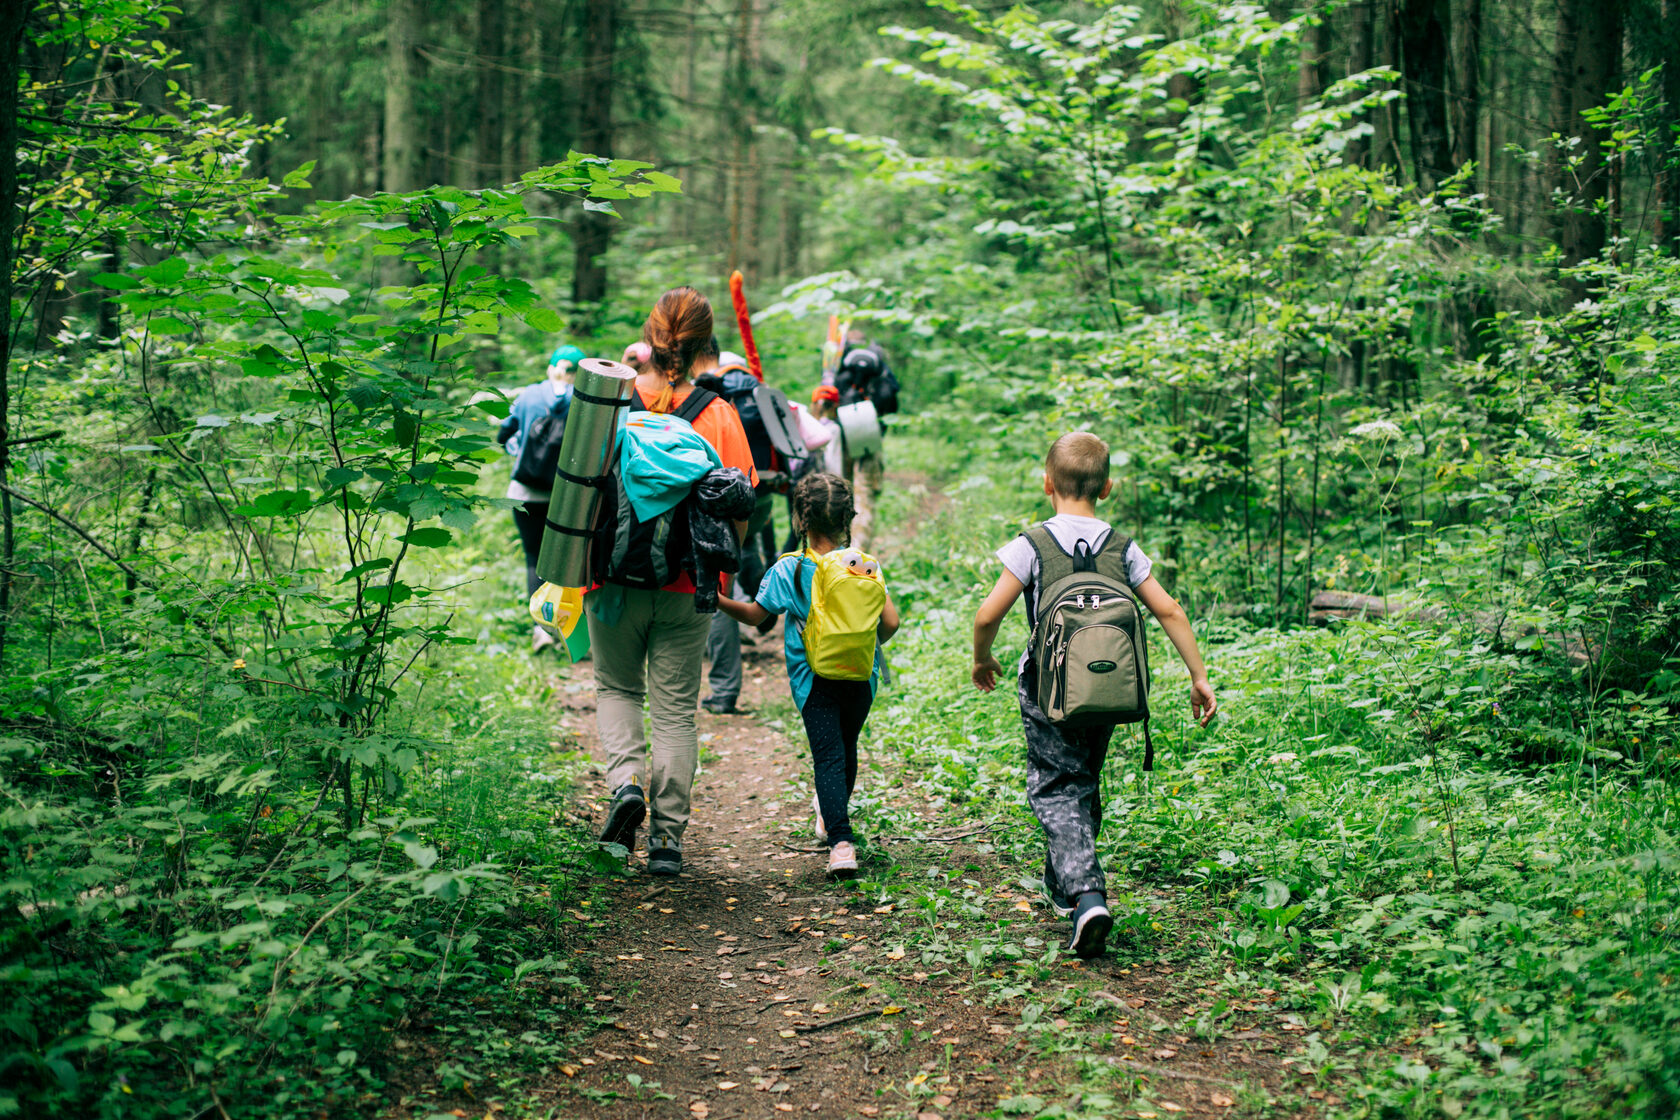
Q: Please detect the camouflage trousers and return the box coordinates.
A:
[1019,664,1116,903]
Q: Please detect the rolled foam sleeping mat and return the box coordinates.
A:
[537,357,637,588]
[837,399,883,460]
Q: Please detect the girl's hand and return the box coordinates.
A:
[1191,678,1217,727]
[972,654,1004,693]
[718,596,772,627]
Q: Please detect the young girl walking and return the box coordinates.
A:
[718,473,899,878]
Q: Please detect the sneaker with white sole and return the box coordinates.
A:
[827,840,858,879]
[812,793,828,843]
[1043,873,1076,918]
[1068,892,1113,959]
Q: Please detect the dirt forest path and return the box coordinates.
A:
[532,473,1318,1120]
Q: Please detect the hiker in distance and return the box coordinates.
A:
[833,329,900,550]
[972,431,1217,957]
[498,343,585,654]
[592,288,760,876]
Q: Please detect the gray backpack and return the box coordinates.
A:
[1024,525,1154,767]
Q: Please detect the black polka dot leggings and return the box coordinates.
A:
[799,675,874,846]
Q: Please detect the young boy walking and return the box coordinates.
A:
[972,432,1217,958]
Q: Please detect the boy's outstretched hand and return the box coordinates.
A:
[1191,677,1217,727]
[972,654,1005,693]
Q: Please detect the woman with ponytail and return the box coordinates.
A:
[594,287,759,877]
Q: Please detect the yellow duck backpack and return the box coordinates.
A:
[800,547,886,681]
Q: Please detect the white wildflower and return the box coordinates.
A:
[1349,419,1403,441]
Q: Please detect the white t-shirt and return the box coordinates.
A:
[996,515,1153,672]
[996,514,1153,592]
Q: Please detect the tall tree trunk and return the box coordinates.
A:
[383,0,420,193]
[726,0,754,276]
[739,0,760,280]
[1397,0,1454,190]
[1372,2,1405,174]
[517,0,543,175]
[477,0,505,186]
[571,0,617,310]
[1346,0,1377,168]
[1449,0,1481,184]
[0,3,29,669]
[1656,0,1680,253]
[1298,9,1328,105]
[1551,0,1624,289]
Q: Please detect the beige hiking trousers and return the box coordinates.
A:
[587,588,712,849]
[846,452,884,552]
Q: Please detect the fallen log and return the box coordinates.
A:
[1307,591,1592,667]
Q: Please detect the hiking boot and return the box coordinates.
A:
[647,838,682,876]
[701,695,741,715]
[1068,892,1113,959]
[598,782,646,849]
[827,841,858,880]
[812,793,828,843]
[1042,873,1076,918]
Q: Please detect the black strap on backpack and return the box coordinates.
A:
[633,386,718,424]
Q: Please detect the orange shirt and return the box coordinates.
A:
[654,384,758,594]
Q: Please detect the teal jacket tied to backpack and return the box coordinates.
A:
[616,410,722,522]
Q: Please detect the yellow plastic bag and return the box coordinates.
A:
[529,583,585,639]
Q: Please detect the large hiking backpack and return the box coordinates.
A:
[837,346,901,417]
[800,547,886,681]
[510,390,571,489]
[590,388,718,590]
[1024,525,1153,764]
[695,366,801,475]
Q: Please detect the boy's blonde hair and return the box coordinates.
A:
[1046,432,1110,502]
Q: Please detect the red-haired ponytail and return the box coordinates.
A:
[641,287,714,413]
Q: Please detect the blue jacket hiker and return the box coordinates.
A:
[718,472,900,879]
[497,344,585,653]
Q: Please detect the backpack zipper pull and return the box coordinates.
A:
[1090,594,1101,609]
[1075,594,1085,608]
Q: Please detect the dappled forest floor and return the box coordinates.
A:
[386,477,1331,1120]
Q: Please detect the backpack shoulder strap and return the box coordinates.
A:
[1023,524,1075,592]
[673,387,718,424]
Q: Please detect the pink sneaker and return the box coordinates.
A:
[827,841,858,879]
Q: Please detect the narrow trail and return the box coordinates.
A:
[530,474,1319,1120]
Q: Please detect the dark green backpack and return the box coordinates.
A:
[1024,525,1154,766]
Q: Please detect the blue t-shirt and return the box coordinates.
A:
[755,553,883,710]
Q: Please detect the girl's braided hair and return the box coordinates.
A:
[792,471,854,551]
